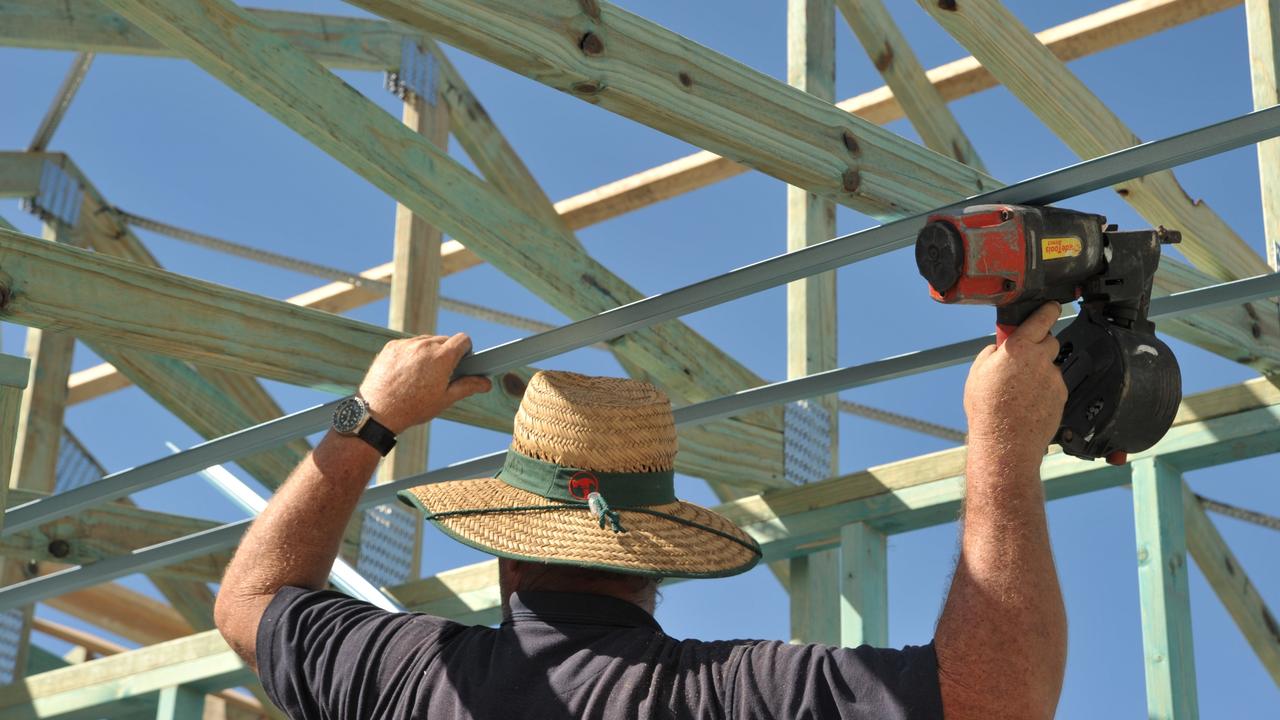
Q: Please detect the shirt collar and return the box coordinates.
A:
[504,591,663,633]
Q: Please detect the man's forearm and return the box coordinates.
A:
[934,443,1068,719]
[214,431,382,665]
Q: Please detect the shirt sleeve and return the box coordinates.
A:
[255,586,458,719]
[725,640,944,720]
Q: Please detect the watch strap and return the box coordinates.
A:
[357,416,397,456]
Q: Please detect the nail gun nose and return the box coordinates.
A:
[915,221,964,294]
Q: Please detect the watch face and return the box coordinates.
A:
[332,397,367,435]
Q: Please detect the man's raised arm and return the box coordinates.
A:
[212,334,491,669]
[935,302,1070,719]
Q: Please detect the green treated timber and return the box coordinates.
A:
[1132,458,1199,719]
[0,630,250,720]
[98,0,787,468]
[786,0,841,642]
[0,489,228,583]
[345,0,991,217]
[1182,482,1280,687]
[834,0,986,172]
[347,0,1280,373]
[23,647,160,720]
[1246,0,1280,269]
[156,686,204,720]
[0,226,522,432]
[0,0,407,71]
[839,522,887,647]
[0,354,31,533]
[393,378,1280,622]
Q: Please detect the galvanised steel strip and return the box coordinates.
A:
[0,401,340,537]
[451,104,1280,379]
[3,273,1278,612]
[6,105,1278,539]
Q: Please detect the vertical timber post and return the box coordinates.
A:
[370,40,449,583]
[1132,457,1199,719]
[840,522,887,646]
[786,0,841,646]
[156,685,205,720]
[0,354,30,688]
[1246,0,1280,270]
[2,219,80,684]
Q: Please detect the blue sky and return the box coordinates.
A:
[1,0,1277,715]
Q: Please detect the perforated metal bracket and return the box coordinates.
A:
[784,400,832,485]
[357,503,419,589]
[21,160,83,227]
[385,38,440,105]
[0,608,24,685]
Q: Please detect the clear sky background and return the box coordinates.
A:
[2,0,1278,716]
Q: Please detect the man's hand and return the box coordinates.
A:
[963,302,1067,464]
[358,333,493,434]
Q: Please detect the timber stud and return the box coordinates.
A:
[47,539,70,559]
[842,169,861,193]
[502,372,528,398]
[579,32,604,57]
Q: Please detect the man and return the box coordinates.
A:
[214,302,1068,719]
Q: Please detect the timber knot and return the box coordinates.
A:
[579,32,605,57]
[841,169,862,193]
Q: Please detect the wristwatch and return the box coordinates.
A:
[332,396,397,456]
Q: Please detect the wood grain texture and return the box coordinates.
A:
[836,0,985,171]
[347,0,991,218]
[786,0,841,644]
[0,0,405,71]
[0,629,250,719]
[1182,483,1280,687]
[1247,0,1280,269]
[1131,458,1199,719]
[44,583,193,647]
[839,522,887,647]
[98,0,787,487]
[917,0,1267,283]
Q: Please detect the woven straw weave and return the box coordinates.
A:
[403,371,759,578]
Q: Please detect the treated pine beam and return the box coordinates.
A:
[1,489,229,585]
[31,618,268,717]
[1247,0,1280,269]
[0,226,521,431]
[53,1,1259,401]
[917,0,1267,283]
[0,630,250,720]
[835,0,985,171]
[44,584,193,648]
[1132,458,1199,718]
[0,0,1239,232]
[786,0,841,646]
[0,0,406,71]
[1182,482,1280,686]
[375,46,451,581]
[839,522,887,647]
[391,376,1280,620]
[0,354,30,530]
[0,227,783,490]
[156,686,204,720]
[100,0,784,437]
[344,0,992,216]
[53,0,792,487]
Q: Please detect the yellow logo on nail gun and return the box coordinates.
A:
[1042,236,1083,260]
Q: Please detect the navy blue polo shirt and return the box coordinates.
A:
[256,586,943,719]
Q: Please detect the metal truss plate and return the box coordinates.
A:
[385,39,439,105]
[357,503,418,590]
[784,399,832,485]
[21,160,82,227]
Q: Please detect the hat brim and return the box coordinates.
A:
[398,478,761,579]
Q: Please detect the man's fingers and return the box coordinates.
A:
[440,332,474,363]
[445,374,492,403]
[1010,302,1061,344]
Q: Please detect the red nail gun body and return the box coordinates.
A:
[915,204,1183,465]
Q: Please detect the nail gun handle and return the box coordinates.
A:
[994,302,1040,347]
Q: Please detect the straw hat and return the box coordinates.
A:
[398,371,762,578]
